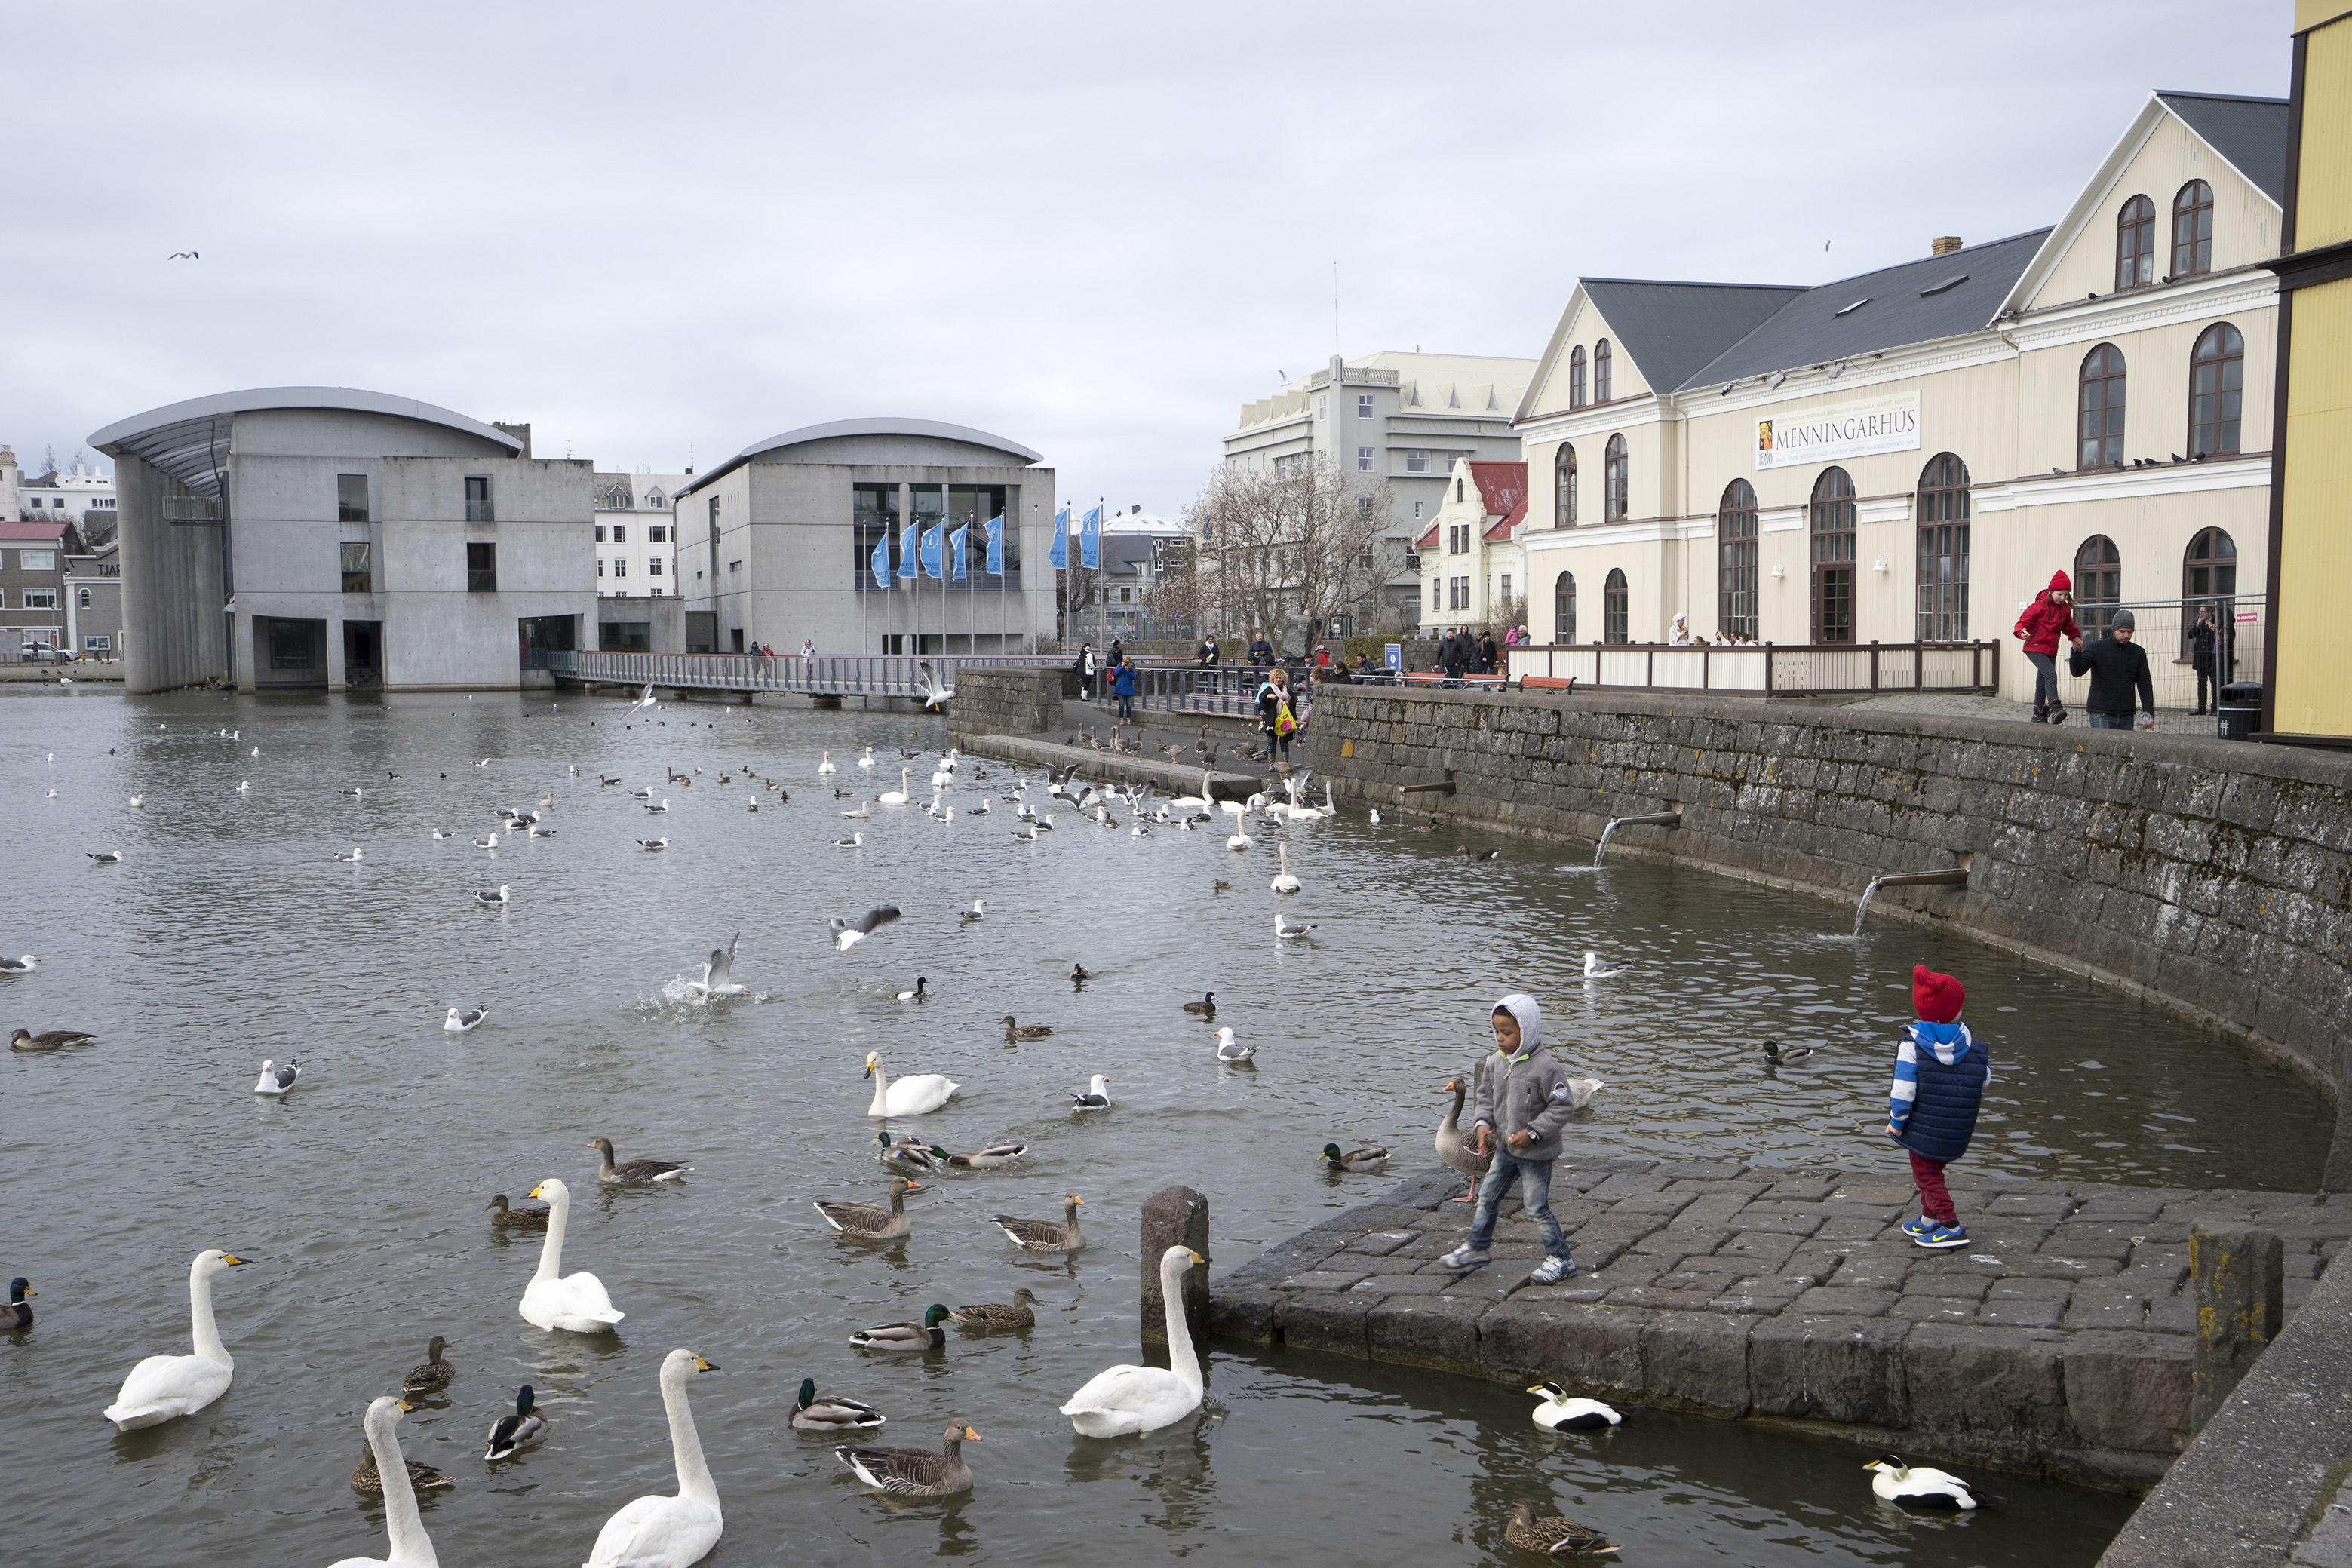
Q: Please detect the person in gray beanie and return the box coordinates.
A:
[1441,993,1579,1283]
[2067,608,2154,731]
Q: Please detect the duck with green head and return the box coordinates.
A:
[1319,1143,1389,1174]
[1762,1039,1815,1065]
[484,1384,546,1459]
[849,1303,951,1352]
[2,1277,32,1330]
[791,1377,886,1430]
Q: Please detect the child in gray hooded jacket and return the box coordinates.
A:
[1442,993,1578,1283]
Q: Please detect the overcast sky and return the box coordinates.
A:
[6,2,2290,510]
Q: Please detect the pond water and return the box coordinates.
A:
[0,687,2311,1566]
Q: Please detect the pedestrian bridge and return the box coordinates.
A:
[532,649,1067,704]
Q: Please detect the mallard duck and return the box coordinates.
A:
[1504,1500,1617,1556]
[849,1303,950,1351]
[484,1384,546,1459]
[1865,1454,1986,1508]
[1528,1382,1625,1431]
[352,1438,455,1496]
[874,1131,938,1173]
[11,1027,94,1051]
[1001,1015,1052,1040]
[790,1377,885,1431]
[836,1421,981,1497]
[485,1193,551,1229]
[816,1177,920,1241]
[588,1136,690,1184]
[401,1336,456,1395]
[1069,963,1089,983]
[1181,992,1217,1016]
[1762,1039,1815,1064]
[1319,1143,1389,1174]
[991,1193,1085,1253]
[2,1277,33,1329]
[927,1142,1027,1169]
[1436,1073,1492,1192]
[948,1289,1039,1329]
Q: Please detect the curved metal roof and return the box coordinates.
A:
[677,417,1042,496]
[88,386,523,499]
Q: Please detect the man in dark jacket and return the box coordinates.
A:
[2066,609,2154,730]
[1248,635,1273,667]
[2187,607,2217,715]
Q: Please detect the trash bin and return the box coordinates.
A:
[2217,681,2263,741]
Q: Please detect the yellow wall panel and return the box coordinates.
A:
[2273,276,2352,736]
[2298,19,2352,250]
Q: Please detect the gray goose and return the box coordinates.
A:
[990,1192,1085,1253]
[10,1028,94,1051]
[835,1420,982,1497]
[947,1288,1039,1329]
[815,1177,920,1241]
[1435,1070,1492,1195]
[1503,1500,1617,1557]
[485,1193,551,1229]
[587,1137,689,1184]
[401,1336,455,1395]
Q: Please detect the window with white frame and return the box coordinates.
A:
[1358,393,1374,418]
[85,635,110,651]
[21,549,54,571]
[649,526,667,543]
[1413,501,1424,520]
[1501,573,1512,601]
[1405,451,1428,472]
[1357,447,1373,471]
[78,588,91,607]
[1316,395,1328,421]
[24,590,57,609]
[594,525,606,542]
[649,557,663,575]
[597,559,606,577]
[613,525,627,543]
[614,559,628,578]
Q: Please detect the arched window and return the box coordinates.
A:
[1554,570,1577,645]
[2188,322,2245,457]
[1915,453,1970,643]
[2182,527,2237,664]
[1810,467,1857,643]
[2078,344,2126,468]
[2172,180,2214,278]
[78,587,92,608]
[1718,479,1758,643]
[2115,195,2157,290]
[1567,346,1587,410]
[1604,569,1629,643]
[1554,443,1577,527]
[1592,339,1614,404]
[1603,434,1629,520]
[2074,535,2121,640]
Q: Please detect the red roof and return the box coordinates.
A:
[1471,462,1527,535]
[1414,522,1439,551]
[0,520,69,542]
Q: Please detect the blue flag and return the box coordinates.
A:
[985,515,1004,575]
[1049,505,1069,570]
[1079,505,1101,569]
[921,524,943,579]
[869,529,892,588]
[949,524,969,581]
[899,523,917,585]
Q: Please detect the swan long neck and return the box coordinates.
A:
[533,1187,569,1283]
[368,1404,440,1566]
[867,1060,890,1116]
[1159,1250,1204,1394]
[663,1362,720,1514]
[189,1259,230,1366]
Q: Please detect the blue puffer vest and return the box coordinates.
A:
[1896,1022,1988,1163]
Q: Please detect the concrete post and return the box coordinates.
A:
[2190,1221,2286,1432]
[1140,1185,1209,1346]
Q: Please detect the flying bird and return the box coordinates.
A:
[689,934,747,996]
[168,250,199,259]
[831,906,902,952]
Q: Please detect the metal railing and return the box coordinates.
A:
[1504,640,2000,696]
[534,649,1067,698]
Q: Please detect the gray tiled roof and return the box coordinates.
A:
[1579,281,1804,399]
[1675,229,2052,391]
[2154,91,2289,205]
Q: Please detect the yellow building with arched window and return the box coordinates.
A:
[1515,88,2286,711]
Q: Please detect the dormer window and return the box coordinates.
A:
[2116,195,2156,289]
[2171,180,2213,278]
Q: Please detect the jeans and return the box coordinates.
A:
[1909,1152,1957,1225]
[1466,1148,1569,1259]
[2088,710,2133,730]
[2025,650,2059,709]
[1116,693,1134,720]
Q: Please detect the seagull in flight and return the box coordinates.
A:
[689,934,747,996]
[444,1006,489,1033]
[830,905,901,952]
[168,250,200,259]
[625,683,658,716]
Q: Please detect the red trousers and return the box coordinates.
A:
[1910,1152,1957,1225]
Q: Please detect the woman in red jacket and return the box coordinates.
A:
[2013,571,2080,725]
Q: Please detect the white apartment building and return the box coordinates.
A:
[6,452,117,535]
[591,471,686,597]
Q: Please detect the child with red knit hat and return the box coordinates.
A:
[1887,964,1990,1250]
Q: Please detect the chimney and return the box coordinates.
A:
[1932,236,1964,256]
[493,421,533,459]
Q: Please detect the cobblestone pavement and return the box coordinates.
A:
[1840,692,2222,735]
[1208,1155,2346,1481]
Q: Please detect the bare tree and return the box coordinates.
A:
[1188,459,1389,649]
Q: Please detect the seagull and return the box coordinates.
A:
[959,900,985,925]
[966,799,989,815]
[1070,1074,1113,1110]
[841,804,870,819]
[343,787,365,799]
[1010,827,1037,842]
[644,799,670,813]
[689,934,747,996]
[236,781,250,793]
[625,683,657,716]
[834,831,867,848]
[473,833,499,849]
[253,1057,302,1095]
[251,745,260,756]
[334,848,364,863]
[637,837,670,850]
[1275,914,1317,939]
[45,788,57,799]
[1368,809,1381,824]
[527,821,556,837]
[431,827,450,839]
[476,884,511,905]
[0,955,39,973]
[474,758,491,768]
[1215,1026,1254,1062]
[444,1006,489,1033]
[87,849,124,864]
[831,906,901,952]
[631,785,654,799]
[129,795,146,809]
[915,661,954,710]
[1583,950,1622,978]
[169,250,200,259]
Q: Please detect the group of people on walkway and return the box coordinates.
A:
[2013,572,2154,729]
[1444,963,1991,1285]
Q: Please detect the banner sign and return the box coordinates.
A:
[899,523,918,584]
[1079,505,1101,570]
[1755,389,1921,471]
[1049,505,1069,569]
[985,516,1004,575]
[948,524,969,581]
[920,524,943,580]
[869,531,892,588]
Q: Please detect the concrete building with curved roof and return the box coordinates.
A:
[672,417,1053,655]
[91,387,594,693]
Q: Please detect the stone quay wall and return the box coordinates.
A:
[947,667,1063,741]
[1305,688,2352,1183]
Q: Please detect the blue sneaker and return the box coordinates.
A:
[1901,1214,1935,1239]
[1914,1223,1969,1250]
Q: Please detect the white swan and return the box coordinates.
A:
[518,1177,624,1333]
[329,1397,439,1567]
[878,767,913,806]
[818,751,836,775]
[1169,769,1213,812]
[1226,829,1252,851]
[584,1350,723,1568]
[858,747,875,771]
[1270,842,1302,894]
[1061,1247,1205,1437]
[864,1051,958,1116]
[103,1249,252,1430]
